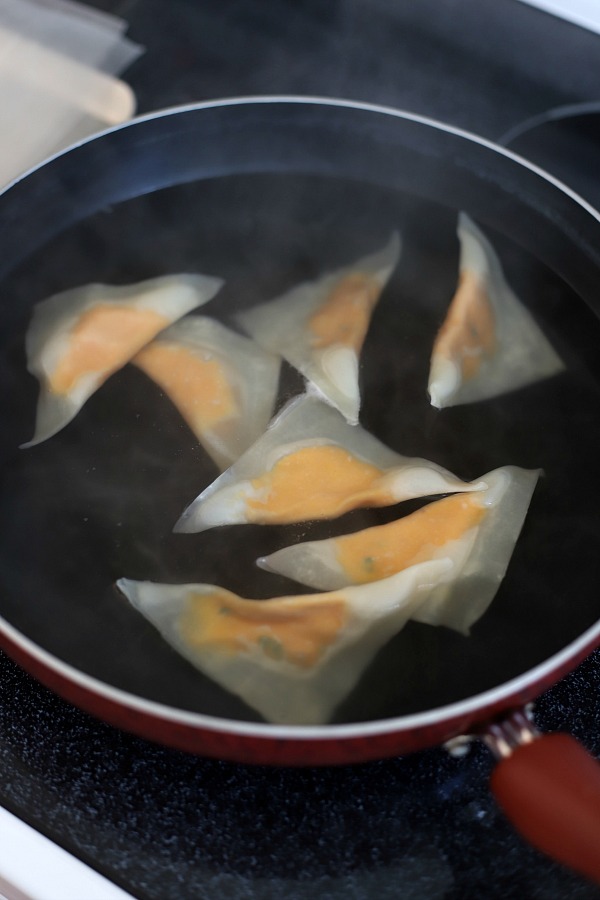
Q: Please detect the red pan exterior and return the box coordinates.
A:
[1,621,598,766]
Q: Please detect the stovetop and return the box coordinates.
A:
[2,1,600,897]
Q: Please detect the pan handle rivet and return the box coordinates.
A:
[443,735,475,757]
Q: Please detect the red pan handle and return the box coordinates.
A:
[489,730,600,884]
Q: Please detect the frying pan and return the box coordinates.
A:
[0,97,599,880]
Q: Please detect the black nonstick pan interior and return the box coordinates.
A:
[0,104,599,728]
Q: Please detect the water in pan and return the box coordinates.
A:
[0,172,598,725]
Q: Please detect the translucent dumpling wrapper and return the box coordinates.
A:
[117,557,452,725]
[175,393,487,534]
[427,213,564,409]
[259,465,539,635]
[22,273,224,446]
[236,233,401,424]
[132,316,281,470]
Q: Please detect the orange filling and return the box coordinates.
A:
[336,493,486,583]
[433,270,496,381]
[134,342,238,430]
[246,444,390,523]
[179,588,348,668]
[50,304,170,394]
[309,272,381,352]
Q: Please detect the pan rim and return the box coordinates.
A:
[1,611,598,740]
[2,95,600,743]
[4,93,600,229]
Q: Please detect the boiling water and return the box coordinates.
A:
[0,173,598,723]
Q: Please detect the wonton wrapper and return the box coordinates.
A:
[132,316,281,470]
[427,213,564,409]
[260,465,539,634]
[236,233,400,424]
[174,393,487,534]
[117,558,452,725]
[23,273,224,446]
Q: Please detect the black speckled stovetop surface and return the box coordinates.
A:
[2,1,600,897]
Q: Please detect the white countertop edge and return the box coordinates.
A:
[0,806,133,900]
